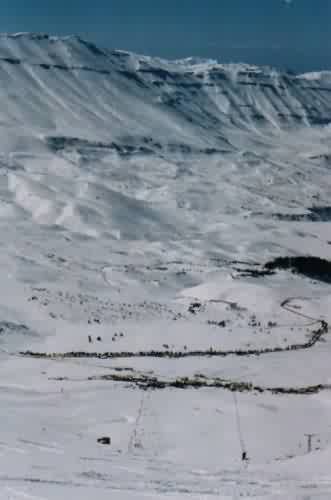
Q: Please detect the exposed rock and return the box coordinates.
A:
[97,436,111,445]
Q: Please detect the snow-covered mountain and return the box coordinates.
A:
[1,33,331,499]
[1,33,331,239]
[1,32,331,149]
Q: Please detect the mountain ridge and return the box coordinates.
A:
[0,32,329,78]
[0,31,330,160]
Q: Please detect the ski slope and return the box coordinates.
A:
[0,33,331,498]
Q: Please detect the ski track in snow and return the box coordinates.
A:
[0,32,331,498]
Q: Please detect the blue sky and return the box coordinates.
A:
[1,0,330,71]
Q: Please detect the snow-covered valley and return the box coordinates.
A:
[0,33,331,498]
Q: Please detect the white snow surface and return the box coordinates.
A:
[0,33,331,498]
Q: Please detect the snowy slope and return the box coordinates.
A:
[0,33,331,499]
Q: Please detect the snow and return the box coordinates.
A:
[0,32,330,498]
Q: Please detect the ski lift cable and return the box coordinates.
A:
[233,391,247,461]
